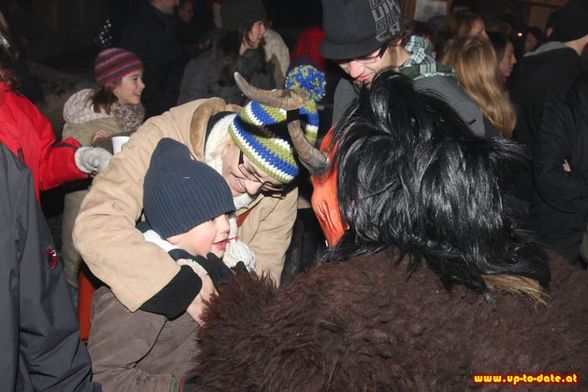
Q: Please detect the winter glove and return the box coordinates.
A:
[193,252,234,288]
[75,146,112,174]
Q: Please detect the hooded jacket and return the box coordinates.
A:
[73,98,297,313]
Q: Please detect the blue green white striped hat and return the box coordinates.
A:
[229,64,326,184]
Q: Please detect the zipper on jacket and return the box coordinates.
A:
[17,147,25,164]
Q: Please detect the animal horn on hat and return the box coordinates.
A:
[234,72,328,176]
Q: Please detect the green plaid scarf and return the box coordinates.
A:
[400,35,455,80]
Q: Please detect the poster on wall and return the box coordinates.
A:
[414,0,447,21]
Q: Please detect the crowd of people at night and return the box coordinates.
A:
[1,0,587,391]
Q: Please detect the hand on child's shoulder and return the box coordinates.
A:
[177,258,208,278]
[186,273,216,324]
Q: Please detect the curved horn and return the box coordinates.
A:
[234,71,328,177]
[287,113,328,177]
[234,72,309,110]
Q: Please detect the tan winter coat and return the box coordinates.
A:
[73,98,298,311]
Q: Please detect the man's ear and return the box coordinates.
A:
[167,234,181,245]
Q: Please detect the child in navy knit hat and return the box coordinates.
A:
[87,138,236,392]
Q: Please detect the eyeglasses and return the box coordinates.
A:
[238,150,286,193]
[336,43,389,66]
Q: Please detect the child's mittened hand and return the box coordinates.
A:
[192,253,234,287]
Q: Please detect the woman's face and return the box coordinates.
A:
[221,138,282,197]
[112,71,145,105]
[498,42,516,84]
[246,20,267,49]
[178,0,194,23]
[524,33,539,53]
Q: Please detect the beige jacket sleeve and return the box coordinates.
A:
[73,116,183,312]
[239,186,298,285]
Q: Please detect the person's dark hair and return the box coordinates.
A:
[409,20,435,44]
[215,21,263,86]
[326,70,550,302]
[488,31,510,62]
[90,85,119,115]
[545,10,559,39]
[524,26,543,48]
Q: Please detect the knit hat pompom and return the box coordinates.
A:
[95,47,143,87]
[285,64,326,102]
[229,65,325,184]
[144,138,235,239]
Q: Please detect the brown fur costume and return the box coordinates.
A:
[194,251,587,391]
[192,70,588,391]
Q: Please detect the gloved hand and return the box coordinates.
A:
[75,146,112,174]
[193,252,234,288]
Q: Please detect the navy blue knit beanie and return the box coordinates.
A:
[144,138,235,239]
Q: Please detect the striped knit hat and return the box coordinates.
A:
[94,48,143,87]
[229,64,326,184]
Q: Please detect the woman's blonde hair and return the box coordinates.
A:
[442,36,516,138]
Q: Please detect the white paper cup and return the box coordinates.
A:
[112,136,130,154]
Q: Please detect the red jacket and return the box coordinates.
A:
[0,82,87,200]
[291,27,327,72]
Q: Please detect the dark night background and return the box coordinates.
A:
[2,0,555,72]
[0,0,561,221]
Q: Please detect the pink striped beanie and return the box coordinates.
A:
[94,48,143,87]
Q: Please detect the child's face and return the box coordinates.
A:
[169,214,231,258]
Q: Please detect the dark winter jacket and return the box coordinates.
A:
[0,144,100,392]
[510,43,584,149]
[120,2,186,117]
[178,45,275,106]
[509,43,585,203]
[532,73,588,263]
[194,251,588,391]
